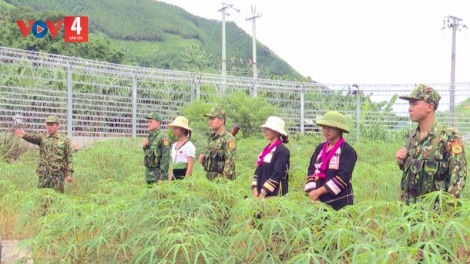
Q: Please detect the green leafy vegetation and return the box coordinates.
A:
[1,92,469,262]
[0,0,305,79]
[179,91,281,140]
[1,132,470,263]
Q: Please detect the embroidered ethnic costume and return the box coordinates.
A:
[252,143,290,197]
[305,141,357,210]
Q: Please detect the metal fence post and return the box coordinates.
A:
[67,65,73,138]
[196,73,202,100]
[356,86,360,143]
[190,73,195,102]
[132,75,137,138]
[300,85,305,134]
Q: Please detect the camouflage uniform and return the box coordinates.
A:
[143,112,170,184]
[22,116,74,193]
[399,85,467,204]
[202,108,236,180]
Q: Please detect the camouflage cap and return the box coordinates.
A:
[145,112,162,122]
[45,115,59,123]
[399,84,441,104]
[204,107,226,119]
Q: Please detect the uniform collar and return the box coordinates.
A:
[427,119,440,136]
[416,119,439,137]
[149,129,161,135]
[211,128,227,138]
[47,133,59,138]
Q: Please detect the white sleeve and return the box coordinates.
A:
[187,142,196,158]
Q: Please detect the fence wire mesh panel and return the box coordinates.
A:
[71,68,133,138]
[255,80,303,134]
[1,46,470,144]
[197,75,252,99]
[136,74,192,136]
[0,59,68,134]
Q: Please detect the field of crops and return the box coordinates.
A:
[1,133,470,263]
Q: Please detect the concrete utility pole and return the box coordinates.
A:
[442,16,467,126]
[218,2,239,79]
[246,6,262,81]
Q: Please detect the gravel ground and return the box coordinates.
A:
[1,240,33,264]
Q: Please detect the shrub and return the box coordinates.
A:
[0,131,28,163]
[180,91,281,140]
[2,137,470,263]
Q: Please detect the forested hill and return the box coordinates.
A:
[0,0,309,80]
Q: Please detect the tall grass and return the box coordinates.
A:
[1,137,469,263]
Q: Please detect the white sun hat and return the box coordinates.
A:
[259,116,287,136]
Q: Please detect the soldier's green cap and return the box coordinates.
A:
[204,107,226,119]
[145,112,162,122]
[45,115,59,123]
[399,84,441,104]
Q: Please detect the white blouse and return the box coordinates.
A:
[171,141,196,164]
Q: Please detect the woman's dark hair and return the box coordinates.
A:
[183,129,192,139]
[281,134,289,144]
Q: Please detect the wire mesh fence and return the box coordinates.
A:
[1,46,470,144]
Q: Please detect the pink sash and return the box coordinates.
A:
[257,139,282,166]
[316,137,344,178]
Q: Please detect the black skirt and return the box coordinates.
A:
[172,168,187,180]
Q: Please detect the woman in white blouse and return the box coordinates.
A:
[167,116,196,181]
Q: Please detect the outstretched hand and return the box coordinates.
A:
[14,129,25,138]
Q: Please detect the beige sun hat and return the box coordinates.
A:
[260,116,287,136]
[168,116,192,131]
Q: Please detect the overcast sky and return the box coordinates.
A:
[160,0,470,85]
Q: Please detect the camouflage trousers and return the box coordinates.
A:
[205,171,236,181]
[145,167,166,184]
[38,173,65,193]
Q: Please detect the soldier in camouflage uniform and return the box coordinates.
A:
[14,115,74,193]
[396,84,467,205]
[198,107,236,180]
[142,112,170,185]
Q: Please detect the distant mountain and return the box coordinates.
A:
[1,0,310,80]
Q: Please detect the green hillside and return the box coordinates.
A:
[0,0,307,80]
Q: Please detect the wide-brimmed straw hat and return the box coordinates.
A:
[259,116,287,136]
[168,116,192,131]
[316,111,350,133]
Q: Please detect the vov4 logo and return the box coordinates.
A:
[16,16,88,42]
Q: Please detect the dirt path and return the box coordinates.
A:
[1,240,33,264]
